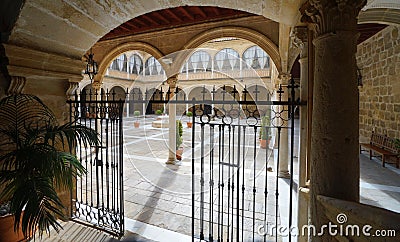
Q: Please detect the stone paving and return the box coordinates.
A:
[121,116,283,241]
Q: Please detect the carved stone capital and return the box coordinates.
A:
[301,0,367,36]
[7,76,26,95]
[291,26,308,49]
[166,75,178,88]
[91,81,102,91]
[278,73,292,84]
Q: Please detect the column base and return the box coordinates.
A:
[278,171,291,179]
[166,159,182,166]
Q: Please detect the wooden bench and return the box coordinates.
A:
[360,132,399,168]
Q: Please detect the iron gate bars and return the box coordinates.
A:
[68,89,125,237]
[67,79,303,240]
[187,80,303,242]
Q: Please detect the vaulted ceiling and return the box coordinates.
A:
[101,6,386,45]
[101,6,252,41]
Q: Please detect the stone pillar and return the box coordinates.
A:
[166,75,178,165]
[126,94,130,118]
[278,73,291,178]
[303,0,366,240]
[292,26,309,242]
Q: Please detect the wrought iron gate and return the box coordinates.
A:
[67,89,125,236]
[189,79,303,241]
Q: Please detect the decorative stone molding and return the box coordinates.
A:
[7,76,26,95]
[301,0,367,36]
[3,44,84,80]
[66,82,79,97]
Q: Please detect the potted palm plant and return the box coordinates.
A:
[0,94,99,240]
[176,120,183,160]
[186,111,193,128]
[133,110,140,128]
[259,115,272,149]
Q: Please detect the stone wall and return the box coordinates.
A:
[357,25,400,142]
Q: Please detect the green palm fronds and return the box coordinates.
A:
[0,94,99,238]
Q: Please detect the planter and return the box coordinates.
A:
[134,121,140,128]
[186,122,192,128]
[260,139,270,149]
[0,213,27,242]
[176,148,183,160]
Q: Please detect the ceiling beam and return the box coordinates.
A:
[153,12,170,24]
[195,6,207,18]
[124,21,139,30]
[133,18,149,28]
[119,25,132,32]
[180,7,194,20]
[166,9,182,22]
[142,15,160,26]
[211,7,219,16]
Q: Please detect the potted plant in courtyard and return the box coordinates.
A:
[176,120,183,160]
[186,111,193,128]
[259,114,272,149]
[0,94,99,240]
[155,109,162,115]
[133,110,140,128]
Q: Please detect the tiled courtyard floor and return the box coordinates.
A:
[120,116,400,240]
[122,116,282,241]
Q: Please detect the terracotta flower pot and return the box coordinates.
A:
[260,139,270,149]
[186,122,192,128]
[0,213,27,242]
[134,121,140,128]
[176,148,183,160]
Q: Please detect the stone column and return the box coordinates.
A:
[166,75,178,165]
[303,0,366,240]
[278,73,291,178]
[292,26,309,242]
[126,94,130,118]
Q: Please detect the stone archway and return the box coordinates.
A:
[146,88,163,114]
[97,42,165,84]
[188,86,212,115]
[182,26,281,73]
[7,1,301,61]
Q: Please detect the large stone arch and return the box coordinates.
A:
[8,1,300,60]
[97,42,164,83]
[177,26,281,73]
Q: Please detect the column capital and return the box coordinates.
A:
[91,81,102,91]
[278,73,292,84]
[7,76,26,95]
[291,26,308,49]
[301,0,366,36]
[166,75,178,88]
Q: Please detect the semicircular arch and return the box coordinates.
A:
[177,26,281,73]
[97,41,164,83]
